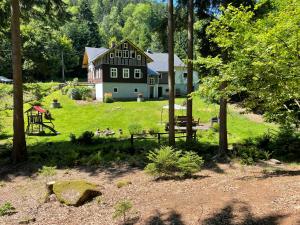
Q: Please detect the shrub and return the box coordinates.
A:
[128,123,143,135]
[38,166,57,177]
[69,133,77,144]
[177,152,204,177]
[78,87,92,100]
[145,146,203,178]
[237,146,261,165]
[116,180,132,188]
[0,202,15,216]
[68,88,81,100]
[104,93,114,103]
[148,126,160,135]
[113,200,133,223]
[77,131,94,145]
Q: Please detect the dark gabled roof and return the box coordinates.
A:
[146,52,185,73]
[88,40,154,64]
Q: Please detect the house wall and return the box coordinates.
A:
[95,83,103,101]
[102,82,149,100]
[175,68,199,95]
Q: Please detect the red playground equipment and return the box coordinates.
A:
[25,106,58,135]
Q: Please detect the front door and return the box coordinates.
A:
[149,86,154,99]
[158,87,163,98]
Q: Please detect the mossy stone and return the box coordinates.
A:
[53,180,101,206]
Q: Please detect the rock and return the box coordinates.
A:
[53,180,102,206]
[269,159,282,165]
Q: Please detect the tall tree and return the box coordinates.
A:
[186,0,194,141]
[168,0,175,145]
[11,0,27,163]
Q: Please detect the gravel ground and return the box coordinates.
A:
[0,162,299,225]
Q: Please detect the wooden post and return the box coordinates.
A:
[130,134,134,148]
[158,133,161,144]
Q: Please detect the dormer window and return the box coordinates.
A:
[123,50,129,58]
[130,51,136,58]
[124,43,128,49]
[115,50,122,58]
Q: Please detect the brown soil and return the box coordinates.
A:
[0,162,299,225]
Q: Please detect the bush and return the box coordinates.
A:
[78,87,92,100]
[113,200,133,223]
[128,123,143,135]
[104,93,114,103]
[68,88,81,100]
[145,146,203,178]
[77,131,94,145]
[148,126,160,135]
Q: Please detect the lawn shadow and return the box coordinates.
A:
[153,174,210,182]
[202,200,287,225]
[0,137,223,180]
[145,210,185,225]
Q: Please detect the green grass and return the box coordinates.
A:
[1,90,275,146]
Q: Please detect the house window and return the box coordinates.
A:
[165,88,169,93]
[110,68,118,78]
[149,78,155,85]
[123,50,129,58]
[158,73,162,79]
[183,72,188,78]
[124,43,128,49]
[137,54,141,60]
[110,53,114,58]
[113,87,118,93]
[134,69,142,79]
[134,88,138,93]
[123,68,130,78]
[130,51,136,58]
[116,50,122,58]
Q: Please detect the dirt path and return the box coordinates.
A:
[0,163,299,225]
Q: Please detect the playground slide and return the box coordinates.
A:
[38,123,58,135]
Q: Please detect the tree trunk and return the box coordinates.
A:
[186,0,194,142]
[219,95,228,155]
[11,0,27,163]
[168,0,175,145]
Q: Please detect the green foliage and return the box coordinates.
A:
[195,1,300,126]
[68,88,81,100]
[177,152,204,177]
[104,93,114,103]
[0,202,15,217]
[116,180,132,188]
[38,166,57,177]
[145,146,204,178]
[128,123,143,135]
[148,126,160,135]
[77,131,94,145]
[113,200,133,223]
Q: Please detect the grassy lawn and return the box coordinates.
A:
[1,90,275,146]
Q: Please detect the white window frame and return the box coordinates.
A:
[110,68,118,78]
[115,50,122,58]
[149,78,155,85]
[110,52,114,58]
[158,73,162,79]
[137,54,141,60]
[124,43,128,49]
[123,68,130,79]
[134,88,139,93]
[113,87,118,93]
[134,69,142,79]
[123,50,129,58]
